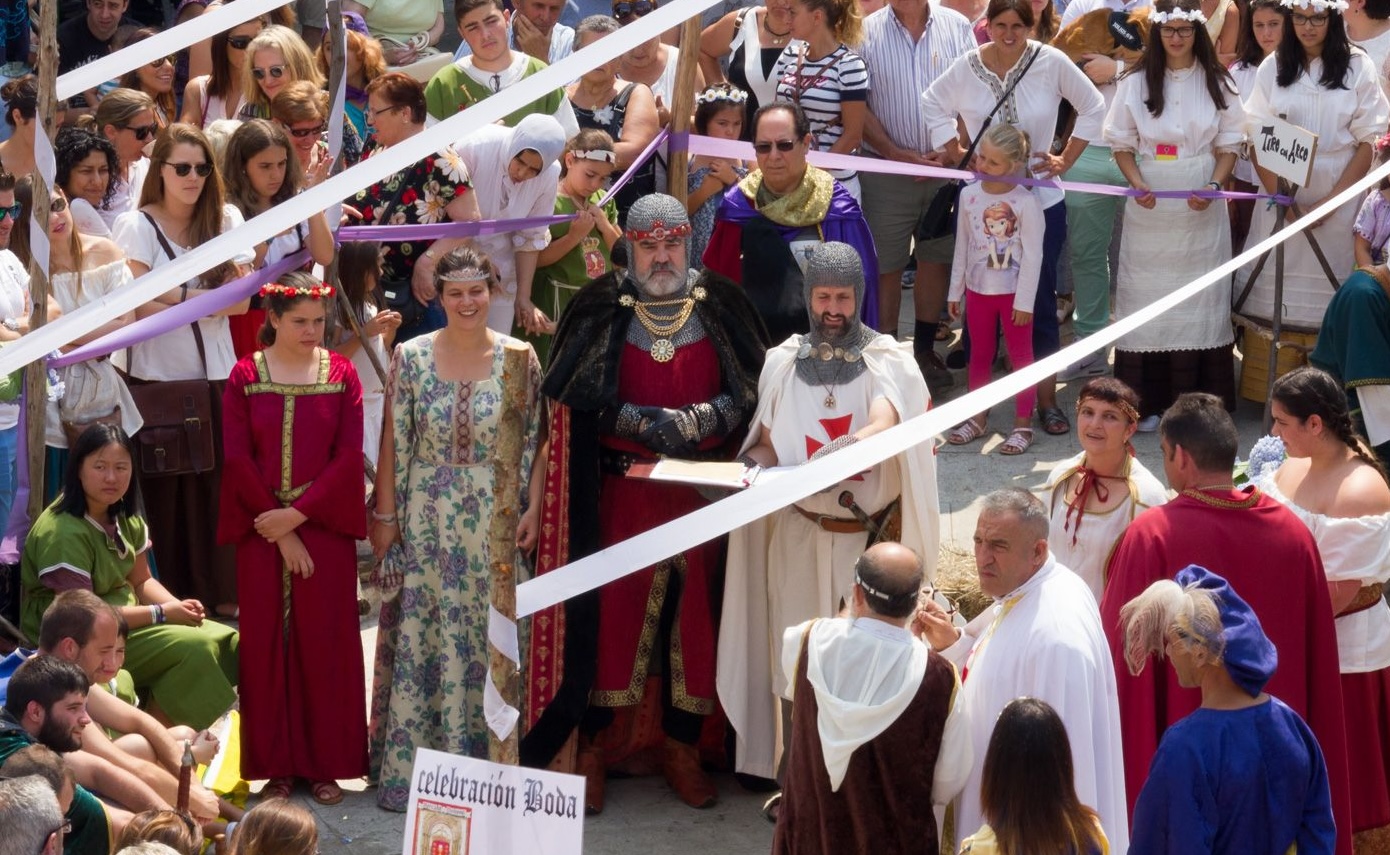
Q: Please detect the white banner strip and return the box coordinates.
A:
[488,604,520,665]
[56,0,290,102]
[0,0,721,381]
[514,159,1390,618]
[483,675,521,741]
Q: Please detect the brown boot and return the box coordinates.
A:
[578,743,606,815]
[662,737,717,809]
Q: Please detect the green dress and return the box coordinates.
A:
[524,191,617,364]
[20,504,240,730]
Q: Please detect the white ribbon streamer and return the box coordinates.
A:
[514,157,1390,618]
[0,0,722,381]
[56,0,290,102]
[29,119,56,282]
[483,675,521,741]
[489,604,520,665]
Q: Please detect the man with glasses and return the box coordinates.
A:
[0,776,64,855]
[0,657,127,855]
[703,102,878,345]
[57,0,133,112]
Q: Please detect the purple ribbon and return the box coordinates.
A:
[688,135,1293,204]
[50,250,312,368]
[597,127,669,208]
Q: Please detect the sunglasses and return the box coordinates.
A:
[122,122,158,141]
[149,55,176,68]
[252,64,287,80]
[227,35,254,50]
[288,123,326,138]
[48,197,69,213]
[752,139,797,154]
[0,203,21,221]
[613,0,655,18]
[165,161,214,177]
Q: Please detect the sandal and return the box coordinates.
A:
[261,777,293,801]
[948,418,986,445]
[1039,406,1071,435]
[311,780,343,806]
[999,427,1034,456]
[761,792,783,824]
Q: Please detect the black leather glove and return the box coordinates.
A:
[637,406,699,456]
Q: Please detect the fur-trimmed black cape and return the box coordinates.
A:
[521,270,769,766]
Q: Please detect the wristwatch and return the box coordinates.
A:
[2,318,19,332]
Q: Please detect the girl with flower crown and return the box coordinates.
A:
[1240,0,1390,335]
[1103,0,1247,429]
[218,270,368,806]
[687,83,750,262]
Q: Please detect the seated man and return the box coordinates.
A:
[0,776,64,855]
[0,655,131,854]
[702,103,879,344]
[0,745,76,815]
[719,242,938,782]
[773,542,969,855]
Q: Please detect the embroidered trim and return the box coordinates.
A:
[1179,486,1262,509]
[591,562,670,708]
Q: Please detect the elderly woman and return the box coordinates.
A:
[1043,377,1168,601]
[347,72,480,343]
[699,0,802,138]
[923,0,1105,436]
[1105,0,1247,428]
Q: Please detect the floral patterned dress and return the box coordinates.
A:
[349,141,473,284]
[368,333,542,812]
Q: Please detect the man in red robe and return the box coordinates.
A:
[1100,393,1353,855]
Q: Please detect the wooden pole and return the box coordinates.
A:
[664,16,703,203]
[25,0,57,519]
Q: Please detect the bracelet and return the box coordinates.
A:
[1206,181,1221,191]
[372,510,398,523]
[149,604,158,625]
[180,284,188,303]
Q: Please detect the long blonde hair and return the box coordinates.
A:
[240,26,324,119]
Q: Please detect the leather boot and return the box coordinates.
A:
[578,742,606,815]
[662,737,718,809]
[915,348,956,399]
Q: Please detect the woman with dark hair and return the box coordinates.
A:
[960,697,1109,854]
[700,0,803,140]
[219,271,367,806]
[0,75,39,179]
[1228,0,1285,252]
[1241,0,1389,335]
[348,72,479,344]
[110,123,255,616]
[1043,377,1167,601]
[973,0,1057,43]
[1104,0,1246,428]
[369,245,545,812]
[117,29,177,128]
[18,423,239,730]
[331,241,399,468]
[180,14,267,128]
[55,127,121,237]
[1261,366,1390,847]
[923,0,1106,436]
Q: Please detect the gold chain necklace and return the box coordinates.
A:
[623,294,695,362]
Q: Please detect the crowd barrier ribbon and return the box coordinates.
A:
[514,155,1390,618]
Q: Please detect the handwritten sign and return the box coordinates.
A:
[403,749,584,855]
[1256,117,1318,188]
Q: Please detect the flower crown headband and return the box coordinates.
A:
[260,282,334,299]
[1150,7,1208,23]
[1278,0,1348,12]
[696,88,748,106]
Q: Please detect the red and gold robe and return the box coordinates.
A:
[218,349,368,781]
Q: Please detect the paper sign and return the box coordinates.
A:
[1255,117,1318,188]
[403,749,584,855]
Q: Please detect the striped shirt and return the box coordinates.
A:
[859,4,977,155]
[773,43,869,178]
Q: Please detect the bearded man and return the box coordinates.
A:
[717,241,939,782]
[523,194,769,813]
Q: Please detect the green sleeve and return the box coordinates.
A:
[425,67,459,121]
[64,785,111,855]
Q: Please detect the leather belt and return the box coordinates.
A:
[599,448,654,476]
[792,503,868,534]
[1338,582,1385,618]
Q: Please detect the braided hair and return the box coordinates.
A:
[1272,367,1389,483]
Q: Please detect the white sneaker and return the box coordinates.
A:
[1058,352,1109,382]
[1137,415,1160,433]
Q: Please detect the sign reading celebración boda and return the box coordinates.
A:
[403,749,585,855]
[1256,116,1319,189]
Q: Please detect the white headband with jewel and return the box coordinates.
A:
[439,267,491,282]
[1279,0,1349,12]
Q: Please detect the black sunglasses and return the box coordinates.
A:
[48,197,68,213]
[613,0,655,18]
[227,34,254,50]
[252,64,287,80]
[752,139,797,154]
[122,122,158,141]
[288,123,326,138]
[0,203,21,221]
[165,161,214,177]
[148,55,175,68]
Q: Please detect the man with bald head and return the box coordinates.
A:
[917,488,1128,852]
[772,542,969,855]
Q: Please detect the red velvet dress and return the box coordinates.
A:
[218,349,368,781]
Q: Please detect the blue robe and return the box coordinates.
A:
[1131,697,1335,855]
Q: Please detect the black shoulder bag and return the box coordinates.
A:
[916,44,1042,242]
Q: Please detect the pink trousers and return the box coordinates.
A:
[966,290,1035,420]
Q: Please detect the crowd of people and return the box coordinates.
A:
[1,0,1390,852]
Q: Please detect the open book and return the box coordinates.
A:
[626,459,794,489]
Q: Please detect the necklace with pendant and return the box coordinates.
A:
[821,355,847,408]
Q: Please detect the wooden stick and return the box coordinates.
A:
[26,0,58,518]
[665,15,703,202]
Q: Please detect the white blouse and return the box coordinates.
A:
[922,41,1106,209]
[1262,477,1390,673]
[1244,51,1388,162]
[1103,64,1247,161]
[1229,60,1260,186]
[110,204,255,382]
